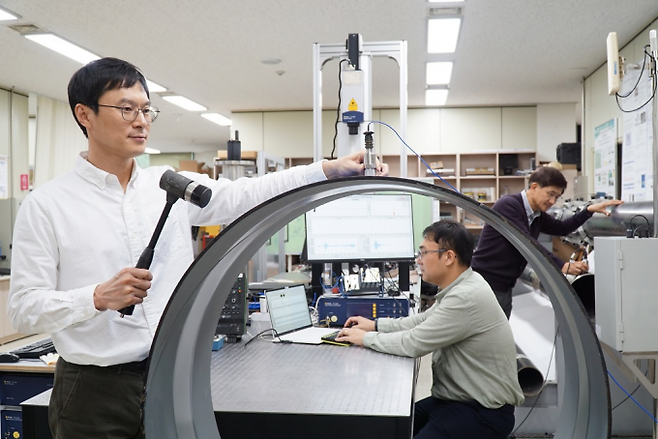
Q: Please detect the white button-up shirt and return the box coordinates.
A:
[8,153,326,366]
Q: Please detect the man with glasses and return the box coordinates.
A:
[7,57,388,439]
[471,165,621,318]
[337,220,524,439]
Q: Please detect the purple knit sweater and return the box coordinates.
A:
[471,193,592,292]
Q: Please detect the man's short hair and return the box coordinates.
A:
[422,219,474,267]
[68,57,149,138]
[528,166,567,190]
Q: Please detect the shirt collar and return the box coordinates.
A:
[521,190,540,225]
[75,151,140,190]
[435,267,473,301]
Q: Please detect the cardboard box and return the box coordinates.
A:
[216,150,258,160]
[179,160,205,172]
[465,167,495,176]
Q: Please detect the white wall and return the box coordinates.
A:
[583,17,658,190]
[536,103,578,163]
[230,105,565,162]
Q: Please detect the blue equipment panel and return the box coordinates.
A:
[317,296,409,327]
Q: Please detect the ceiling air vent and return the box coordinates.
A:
[428,7,462,16]
[8,24,46,35]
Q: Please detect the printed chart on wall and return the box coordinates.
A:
[594,119,617,198]
[620,66,654,201]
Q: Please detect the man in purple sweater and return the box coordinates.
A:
[471,166,622,318]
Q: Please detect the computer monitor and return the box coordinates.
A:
[304,193,415,263]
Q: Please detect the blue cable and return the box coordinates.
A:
[607,370,658,423]
[366,119,460,193]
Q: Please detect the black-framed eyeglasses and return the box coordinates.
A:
[415,249,448,260]
[97,104,160,123]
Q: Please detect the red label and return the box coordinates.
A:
[20,174,29,191]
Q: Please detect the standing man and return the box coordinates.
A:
[337,220,524,439]
[471,166,622,318]
[7,57,387,439]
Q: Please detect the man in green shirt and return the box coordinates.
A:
[337,220,524,439]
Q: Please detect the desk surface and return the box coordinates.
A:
[23,337,417,416]
[0,334,56,374]
[211,337,416,416]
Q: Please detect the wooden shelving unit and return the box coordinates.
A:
[382,151,536,234]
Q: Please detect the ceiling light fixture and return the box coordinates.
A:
[144,147,161,154]
[426,89,449,106]
[427,61,453,85]
[201,113,232,126]
[146,80,167,93]
[161,95,207,112]
[25,33,100,65]
[261,58,281,65]
[0,7,19,21]
[428,18,461,53]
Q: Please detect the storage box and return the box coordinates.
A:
[216,150,258,160]
[465,167,495,176]
[179,160,205,172]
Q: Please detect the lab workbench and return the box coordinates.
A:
[22,336,417,439]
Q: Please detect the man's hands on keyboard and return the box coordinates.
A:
[321,331,352,346]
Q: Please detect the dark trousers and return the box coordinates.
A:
[493,288,513,319]
[49,357,147,439]
[413,397,515,439]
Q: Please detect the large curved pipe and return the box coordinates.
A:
[144,177,610,439]
[552,201,653,243]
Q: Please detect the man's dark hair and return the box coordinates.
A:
[528,166,567,190]
[422,219,474,267]
[67,57,149,138]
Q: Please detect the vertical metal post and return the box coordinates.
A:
[652,63,658,237]
[399,41,408,178]
[313,43,323,162]
[649,29,658,237]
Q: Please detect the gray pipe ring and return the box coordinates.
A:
[144,176,610,439]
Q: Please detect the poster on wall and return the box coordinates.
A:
[593,119,617,198]
[0,156,7,199]
[620,66,654,201]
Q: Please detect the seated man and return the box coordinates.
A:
[336,219,524,439]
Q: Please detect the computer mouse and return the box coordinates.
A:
[0,352,20,363]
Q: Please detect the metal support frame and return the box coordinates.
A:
[313,40,408,176]
[144,177,610,439]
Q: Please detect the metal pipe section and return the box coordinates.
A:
[516,344,545,397]
[551,201,653,245]
[144,177,610,439]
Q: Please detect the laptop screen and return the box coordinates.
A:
[266,285,313,335]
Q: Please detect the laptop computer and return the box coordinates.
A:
[265,285,336,344]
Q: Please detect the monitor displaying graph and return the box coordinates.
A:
[305,193,415,262]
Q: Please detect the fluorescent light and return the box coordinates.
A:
[25,34,100,65]
[427,62,453,85]
[0,7,19,21]
[428,18,461,53]
[429,0,464,2]
[201,113,232,126]
[146,79,167,93]
[162,95,207,112]
[426,89,449,106]
[144,148,161,154]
